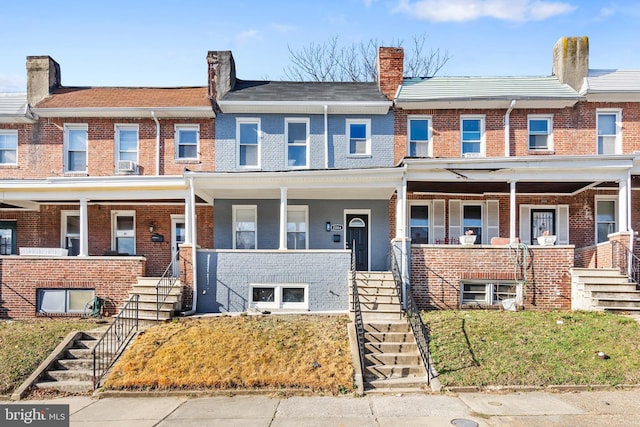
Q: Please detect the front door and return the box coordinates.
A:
[346,214,369,271]
[171,216,186,277]
[0,221,17,255]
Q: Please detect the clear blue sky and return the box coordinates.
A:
[1,0,639,92]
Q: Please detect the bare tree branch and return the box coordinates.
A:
[284,33,450,82]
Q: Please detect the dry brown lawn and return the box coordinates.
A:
[105,314,354,394]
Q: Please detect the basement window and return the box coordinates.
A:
[461,281,518,306]
[249,284,308,310]
[37,289,95,314]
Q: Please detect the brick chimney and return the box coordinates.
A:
[377,47,404,101]
[207,51,236,105]
[552,36,589,91]
[26,56,61,106]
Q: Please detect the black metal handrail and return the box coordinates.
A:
[156,250,181,321]
[389,242,431,385]
[92,294,139,389]
[350,242,367,379]
[612,240,640,286]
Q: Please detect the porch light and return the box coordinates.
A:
[326,221,331,232]
[148,222,155,233]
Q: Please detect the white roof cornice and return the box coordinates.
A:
[32,107,215,118]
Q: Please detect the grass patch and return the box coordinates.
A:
[425,310,640,387]
[0,319,100,394]
[105,315,354,394]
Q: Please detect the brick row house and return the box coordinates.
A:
[1,36,639,319]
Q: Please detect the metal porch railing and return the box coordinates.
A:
[350,242,367,379]
[155,250,181,321]
[92,294,139,389]
[612,240,640,287]
[389,243,431,385]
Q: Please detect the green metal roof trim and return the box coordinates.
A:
[396,76,581,101]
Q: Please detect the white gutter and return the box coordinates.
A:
[181,175,198,316]
[324,105,329,168]
[151,111,160,176]
[504,100,516,157]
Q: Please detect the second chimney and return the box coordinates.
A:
[552,36,589,91]
[26,55,61,106]
[207,51,236,106]
[377,47,404,101]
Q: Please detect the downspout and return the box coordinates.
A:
[181,175,198,316]
[324,105,329,168]
[151,111,160,175]
[504,100,516,157]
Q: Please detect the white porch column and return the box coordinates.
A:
[618,173,630,233]
[395,184,406,239]
[279,187,288,250]
[184,182,193,244]
[509,180,517,243]
[79,198,89,257]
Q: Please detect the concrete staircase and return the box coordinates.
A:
[119,277,182,324]
[571,268,640,314]
[351,271,428,394]
[33,330,103,394]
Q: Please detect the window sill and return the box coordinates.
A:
[174,159,201,164]
[0,164,19,168]
[528,149,555,155]
[64,171,88,177]
[346,154,372,159]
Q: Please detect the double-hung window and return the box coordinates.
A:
[595,197,617,243]
[112,211,135,255]
[115,125,138,173]
[0,130,18,165]
[410,204,429,244]
[597,109,621,154]
[286,118,309,168]
[528,115,553,151]
[408,116,431,157]
[233,205,257,249]
[175,125,199,160]
[287,206,308,249]
[347,119,371,155]
[237,118,260,168]
[64,124,87,173]
[461,116,484,157]
[61,211,80,256]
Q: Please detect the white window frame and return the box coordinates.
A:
[111,210,136,255]
[408,201,430,244]
[232,205,257,249]
[527,115,553,151]
[0,129,18,165]
[285,118,310,169]
[115,124,139,172]
[37,288,95,314]
[596,108,622,155]
[63,123,88,173]
[346,119,371,156]
[61,210,80,256]
[461,281,520,306]
[236,118,261,168]
[287,205,309,250]
[519,204,570,245]
[175,124,200,160]
[595,196,618,244]
[249,283,309,310]
[407,115,432,157]
[460,115,485,158]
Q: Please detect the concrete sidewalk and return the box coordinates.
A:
[3,389,640,426]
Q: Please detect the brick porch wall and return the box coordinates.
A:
[0,256,145,319]
[410,245,573,310]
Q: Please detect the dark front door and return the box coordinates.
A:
[0,221,17,255]
[346,214,369,271]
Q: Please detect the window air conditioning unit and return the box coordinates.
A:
[117,160,136,172]
[463,152,482,158]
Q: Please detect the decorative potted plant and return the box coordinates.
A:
[537,230,557,246]
[459,229,477,245]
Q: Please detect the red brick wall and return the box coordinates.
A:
[411,245,573,310]
[378,47,404,101]
[0,256,145,319]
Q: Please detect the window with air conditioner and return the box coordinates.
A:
[115,125,138,173]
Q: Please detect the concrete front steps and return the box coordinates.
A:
[351,271,428,394]
[119,277,182,324]
[33,330,103,394]
[572,268,640,314]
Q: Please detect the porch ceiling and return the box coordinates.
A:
[407,180,597,195]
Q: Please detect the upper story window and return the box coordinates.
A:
[115,125,138,173]
[237,118,260,168]
[286,118,309,168]
[528,115,553,151]
[461,116,485,157]
[408,116,431,157]
[347,119,371,155]
[233,205,257,249]
[64,124,87,173]
[175,124,199,160]
[597,109,622,154]
[0,130,18,165]
[112,211,135,255]
[287,206,308,249]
